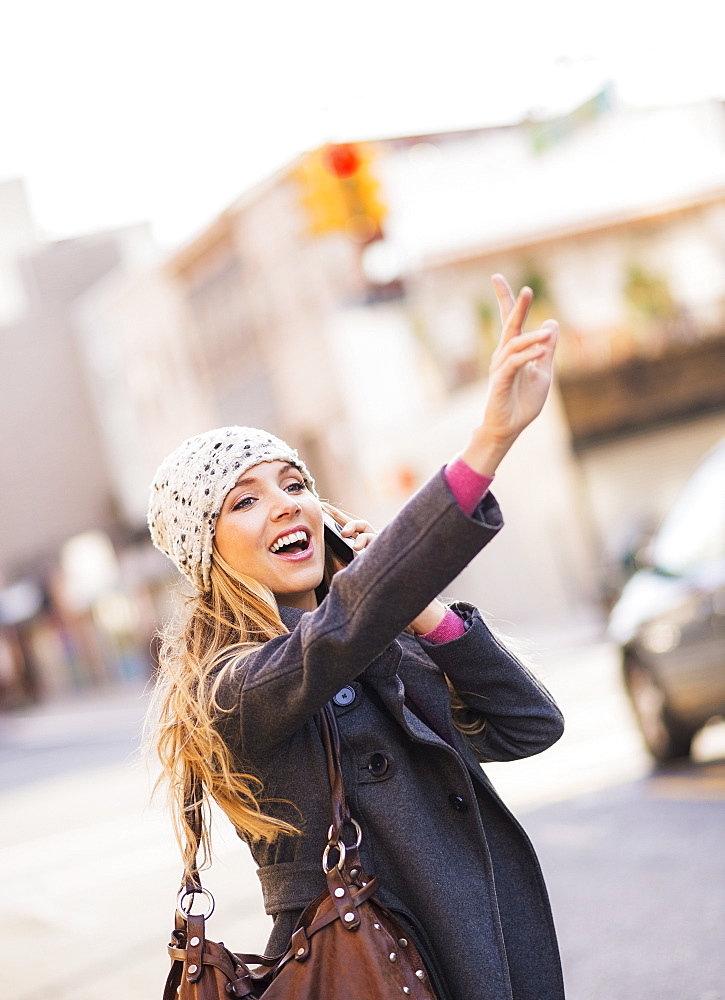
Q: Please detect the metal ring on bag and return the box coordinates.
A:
[322,818,363,873]
[176,886,216,920]
[322,838,346,873]
[326,818,363,850]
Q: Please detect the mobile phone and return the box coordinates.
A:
[322,512,356,564]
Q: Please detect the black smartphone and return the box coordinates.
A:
[322,512,356,564]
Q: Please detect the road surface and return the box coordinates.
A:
[1,632,723,999]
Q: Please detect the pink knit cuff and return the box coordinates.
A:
[420,608,466,644]
[444,457,494,517]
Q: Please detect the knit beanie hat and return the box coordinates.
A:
[148,426,316,593]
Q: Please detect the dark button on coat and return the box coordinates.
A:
[216,469,566,1000]
[367,752,389,776]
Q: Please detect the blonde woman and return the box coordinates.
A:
[149,277,565,1000]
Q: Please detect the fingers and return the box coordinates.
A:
[341,519,377,551]
[491,321,558,379]
[493,287,534,353]
[340,518,374,536]
[492,274,533,334]
[504,286,533,342]
[495,322,557,360]
[491,273,516,324]
[321,504,378,552]
[503,342,551,372]
[352,532,376,551]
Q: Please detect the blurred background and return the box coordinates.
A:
[1,1,724,997]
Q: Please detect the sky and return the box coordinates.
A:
[2,0,724,249]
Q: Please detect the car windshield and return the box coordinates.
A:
[650,442,725,577]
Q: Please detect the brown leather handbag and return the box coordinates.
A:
[163,702,441,1000]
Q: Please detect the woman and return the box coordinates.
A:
[149,276,566,1000]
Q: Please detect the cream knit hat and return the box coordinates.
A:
[148,426,316,592]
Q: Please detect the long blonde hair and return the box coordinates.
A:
[151,502,347,882]
[151,502,484,883]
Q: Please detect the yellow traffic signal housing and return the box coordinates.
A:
[294,143,387,241]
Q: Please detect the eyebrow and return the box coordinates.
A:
[231,462,298,490]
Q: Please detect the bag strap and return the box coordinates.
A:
[184,775,204,894]
[318,701,351,840]
[180,701,351,895]
[172,700,363,971]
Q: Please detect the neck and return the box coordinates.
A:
[275,589,318,611]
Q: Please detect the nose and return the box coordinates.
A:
[270,486,301,520]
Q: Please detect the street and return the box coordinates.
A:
[1,631,723,1000]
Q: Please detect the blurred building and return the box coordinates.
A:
[0,178,39,327]
[0,181,165,577]
[346,97,725,619]
[0,180,163,702]
[72,165,375,527]
[163,167,372,507]
[412,186,725,580]
[4,95,725,701]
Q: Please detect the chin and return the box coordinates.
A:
[274,570,324,601]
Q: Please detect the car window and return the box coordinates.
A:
[650,442,725,576]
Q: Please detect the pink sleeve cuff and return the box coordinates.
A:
[419,607,466,644]
[444,457,494,517]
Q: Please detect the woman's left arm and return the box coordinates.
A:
[418,603,565,761]
[409,274,559,636]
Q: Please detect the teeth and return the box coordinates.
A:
[270,530,308,553]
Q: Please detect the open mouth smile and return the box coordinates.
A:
[269,528,314,560]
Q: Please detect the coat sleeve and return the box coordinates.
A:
[219,469,504,758]
[417,603,565,761]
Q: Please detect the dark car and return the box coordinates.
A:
[608,438,725,761]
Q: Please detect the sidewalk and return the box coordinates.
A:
[1,681,273,1000]
[0,680,151,791]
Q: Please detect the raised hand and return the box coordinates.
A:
[461,274,558,476]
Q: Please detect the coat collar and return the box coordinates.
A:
[278,603,308,631]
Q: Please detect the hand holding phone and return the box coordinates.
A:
[322,512,357,564]
[322,511,355,563]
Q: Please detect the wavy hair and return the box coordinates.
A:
[150,503,351,882]
[151,502,484,883]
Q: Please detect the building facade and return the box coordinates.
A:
[4,96,725,701]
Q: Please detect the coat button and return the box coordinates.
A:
[333,686,356,707]
[448,793,468,813]
[367,752,389,776]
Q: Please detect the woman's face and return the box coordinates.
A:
[213,460,325,610]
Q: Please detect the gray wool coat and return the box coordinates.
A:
[217,468,566,1000]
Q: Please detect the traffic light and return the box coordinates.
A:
[294,143,387,241]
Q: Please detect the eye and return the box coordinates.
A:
[231,495,256,511]
[285,480,305,493]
